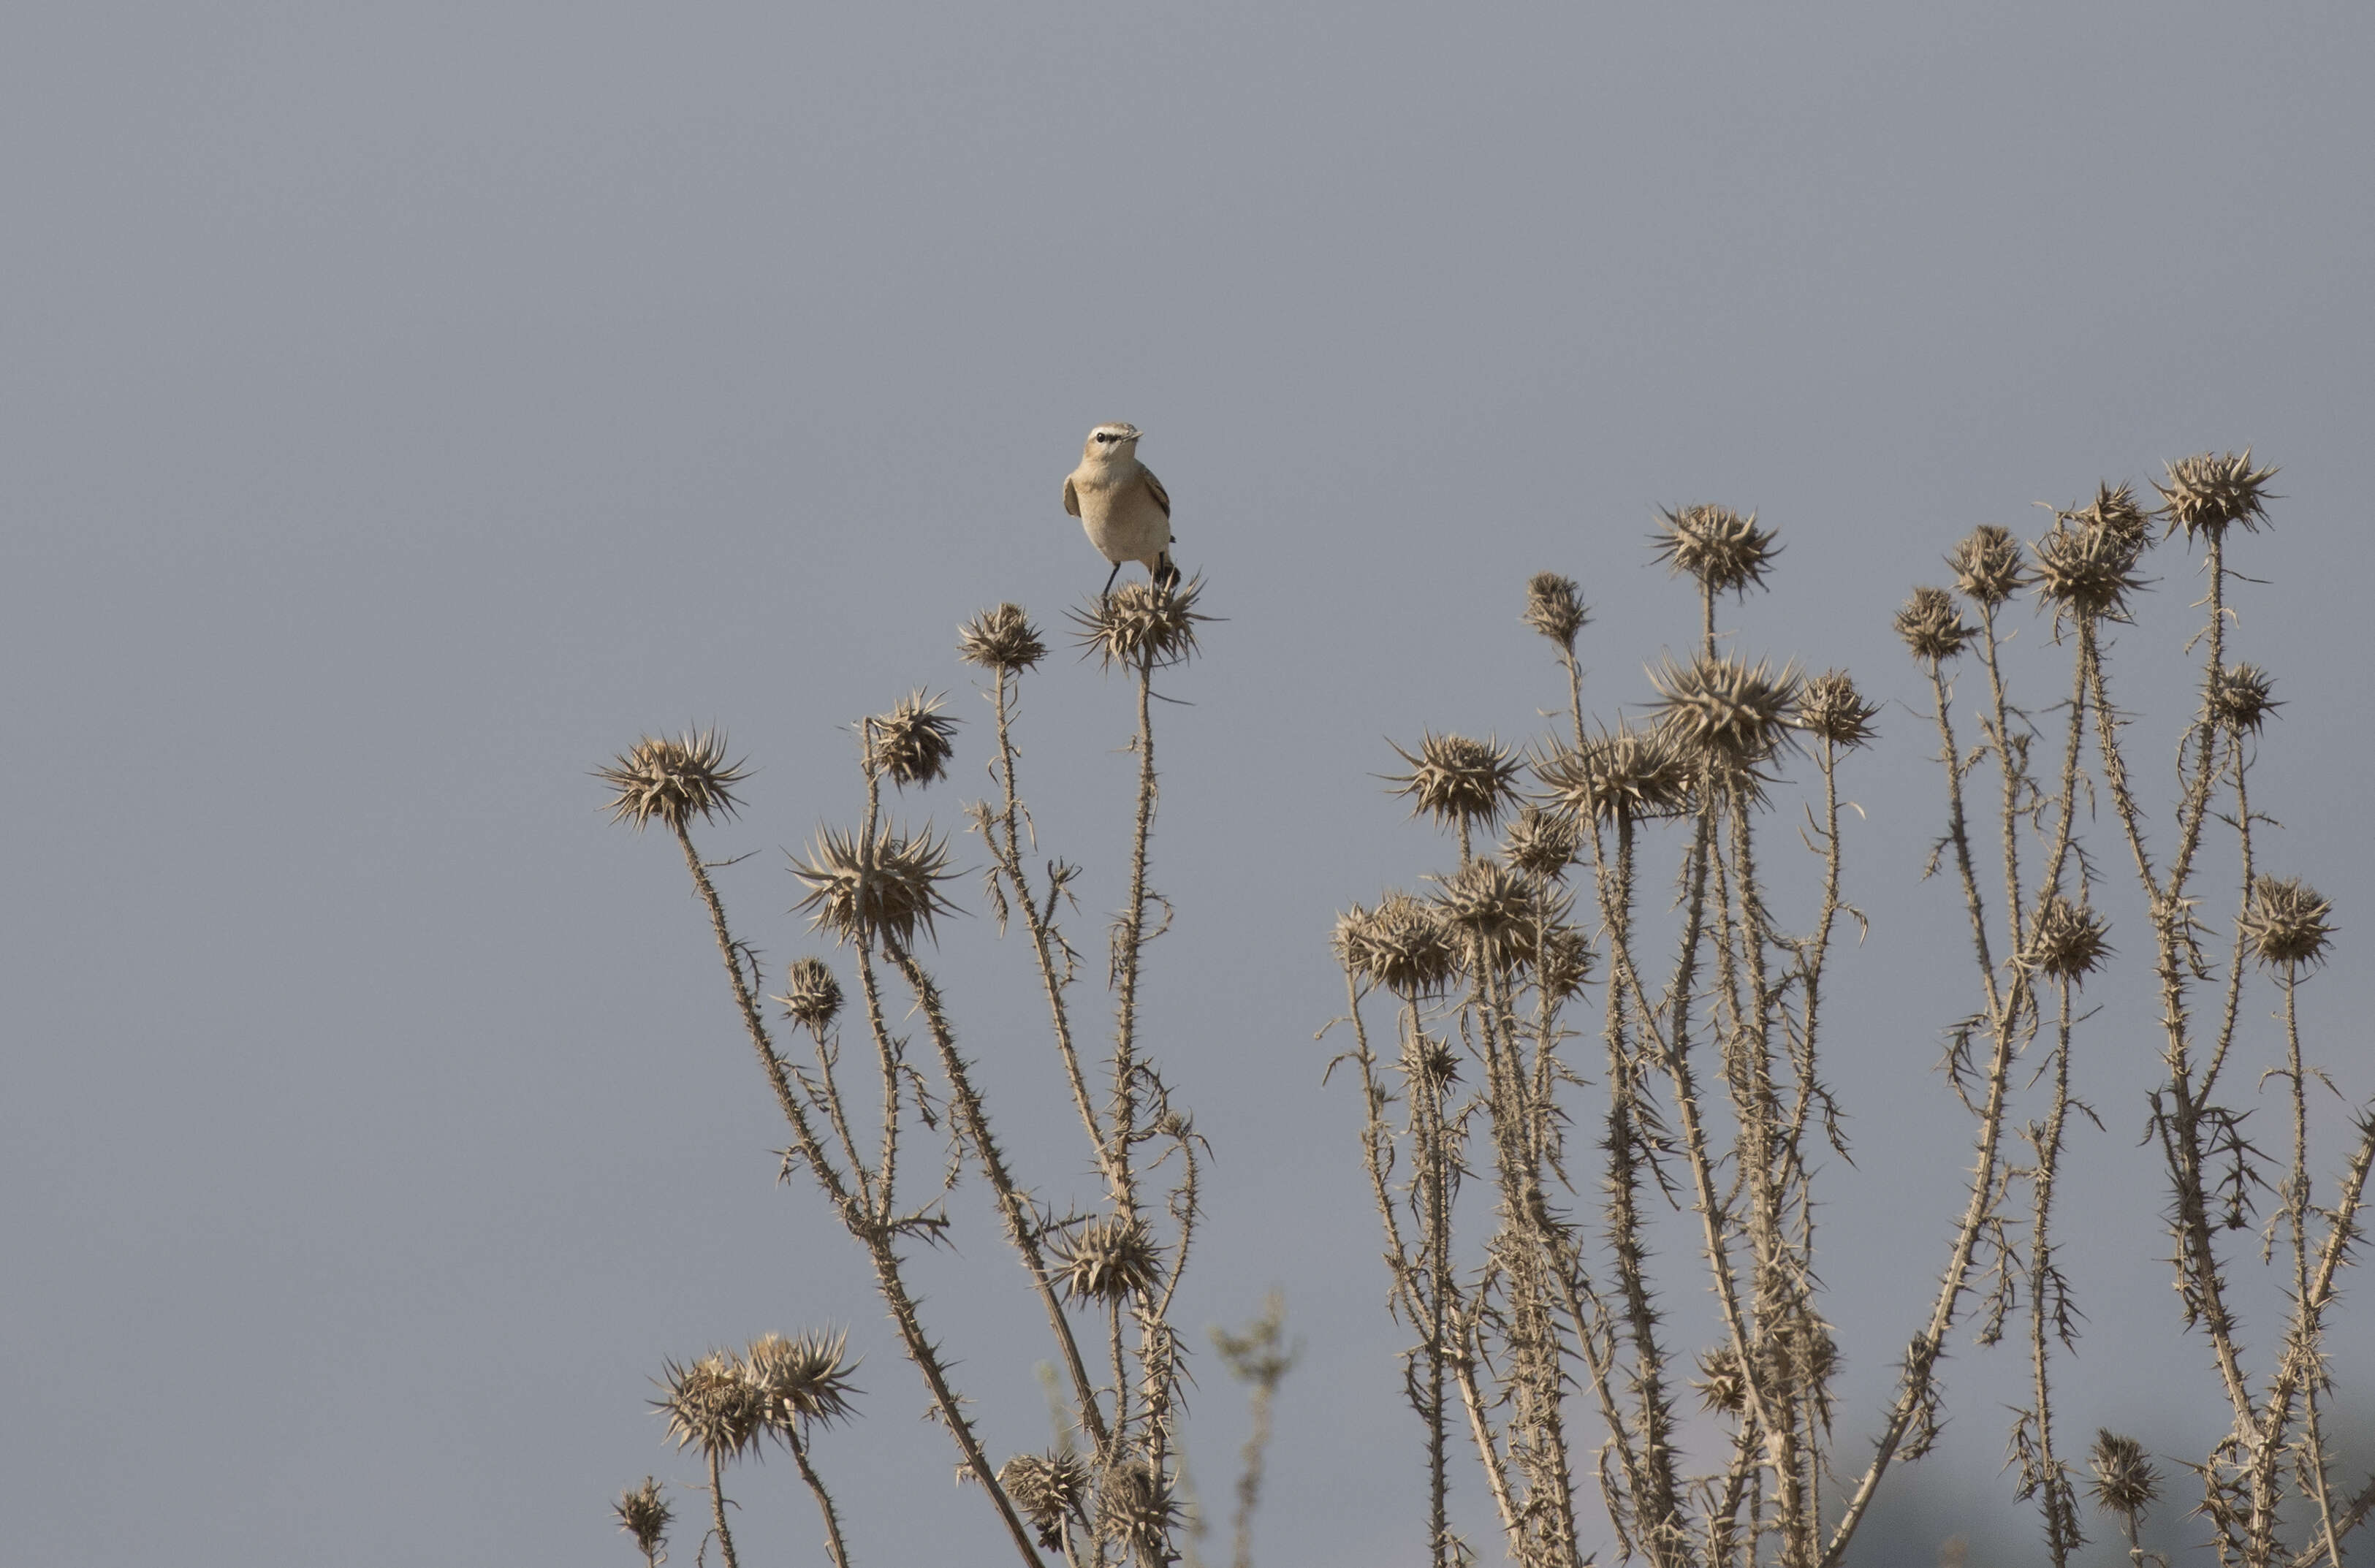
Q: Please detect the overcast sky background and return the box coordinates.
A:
[7,6,2375,1565]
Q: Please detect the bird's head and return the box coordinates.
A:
[1083,422,1142,462]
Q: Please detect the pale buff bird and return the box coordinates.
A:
[1064,422,1179,595]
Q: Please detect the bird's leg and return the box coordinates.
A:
[1101,560,1122,601]
[1153,554,1179,593]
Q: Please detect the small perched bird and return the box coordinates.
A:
[1064,422,1179,595]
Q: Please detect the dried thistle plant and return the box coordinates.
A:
[1054,1213,1164,1304]
[957,602,1049,673]
[2210,663,2280,734]
[2028,894,2113,983]
[1950,523,2026,606]
[1501,802,1581,880]
[612,1477,672,1567]
[1000,1451,1092,1552]
[597,730,748,831]
[1535,721,1695,822]
[1793,669,1880,749]
[1523,571,1591,650]
[775,956,843,1033]
[1336,893,1462,999]
[1070,575,1209,669]
[866,689,958,788]
[745,1329,861,1437]
[2156,449,2278,542]
[1652,503,1779,599]
[1895,585,1975,662]
[1646,650,1801,768]
[2238,875,2334,970]
[789,823,962,948]
[1385,731,1523,837]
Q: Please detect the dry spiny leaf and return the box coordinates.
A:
[791,823,962,948]
[957,603,1048,673]
[2156,450,2278,543]
[1652,503,1779,598]
[1895,586,1975,662]
[1522,571,1590,650]
[2239,876,2335,970]
[866,690,958,788]
[598,729,749,832]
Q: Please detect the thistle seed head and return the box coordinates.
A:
[1793,669,1880,749]
[2086,1429,2162,1519]
[598,729,749,833]
[1431,858,1534,949]
[2031,511,2149,624]
[1000,1451,1092,1550]
[1097,1459,1183,1561]
[1385,732,1522,832]
[1693,1345,1748,1415]
[865,690,958,789]
[2156,450,2278,543]
[2239,875,2335,970]
[2070,481,2153,555]
[957,603,1048,674]
[777,956,843,1032]
[1649,652,1802,769]
[1524,920,1595,1002]
[2029,895,2113,982]
[2210,663,2279,734]
[1522,571,1591,651]
[743,1329,861,1439]
[1402,1034,1462,1089]
[1069,576,1208,670]
[1652,504,1779,599]
[791,823,962,949]
[1949,524,2026,606]
[1536,723,1696,823]
[1501,803,1581,880]
[1054,1214,1163,1304]
[654,1351,763,1462]
[613,1477,672,1560]
[1335,894,1461,998]
[1895,586,1975,663]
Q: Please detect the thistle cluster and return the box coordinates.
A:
[866,690,958,788]
[2210,663,2279,734]
[776,956,844,1032]
[612,1477,672,1563]
[1098,1459,1184,1561]
[2155,449,2278,543]
[1337,893,1462,998]
[791,823,962,948]
[1895,585,1975,663]
[1385,732,1522,832]
[1522,571,1591,650]
[1648,652,1802,769]
[598,729,749,832]
[654,1333,861,1461]
[1054,1214,1163,1304]
[2032,482,2151,624]
[1652,503,1779,598]
[2238,876,2335,970]
[1000,1451,1092,1551]
[957,602,1048,673]
[2086,1429,2163,1519]
[1536,723,1695,823]
[2029,895,2113,982]
[655,1351,764,1462]
[1793,669,1880,749]
[1949,523,2025,606]
[1069,576,1208,670]
[1500,802,1581,880]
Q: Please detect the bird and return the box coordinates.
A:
[1064,422,1179,596]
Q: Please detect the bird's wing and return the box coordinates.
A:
[1139,466,1171,518]
[1063,475,1081,517]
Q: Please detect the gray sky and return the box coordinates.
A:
[6,6,2374,1564]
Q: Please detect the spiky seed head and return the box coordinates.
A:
[1000,1452,1092,1550]
[1949,524,2026,606]
[1649,652,1802,769]
[1521,571,1590,650]
[1501,803,1581,880]
[2086,1430,2162,1519]
[1097,1459,1183,1561]
[655,1352,763,1462]
[1537,723,1696,823]
[1068,576,1208,671]
[1054,1214,1163,1304]
[1794,669,1880,749]
[1432,858,1534,950]
[744,1330,861,1439]
[598,729,749,832]
[1693,1345,1748,1415]
[865,690,958,789]
[1335,894,1461,998]
[790,823,962,950]
[776,956,843,1032]
[1524,920,1595,1002]
[2030,515,2149,625]
[2029,895,2113,982]
[2156,450,2278,542]
[1384,732,1522,831]
[1402,1034,1462,1089]
[2239,876,2335,970]
[2072,481,2153,555]
[1652,503,1779,598]
[957,603,1048,674]
[2210,663,2279,734]
[1895,586,1975,663]
[614,1477,672,1560]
